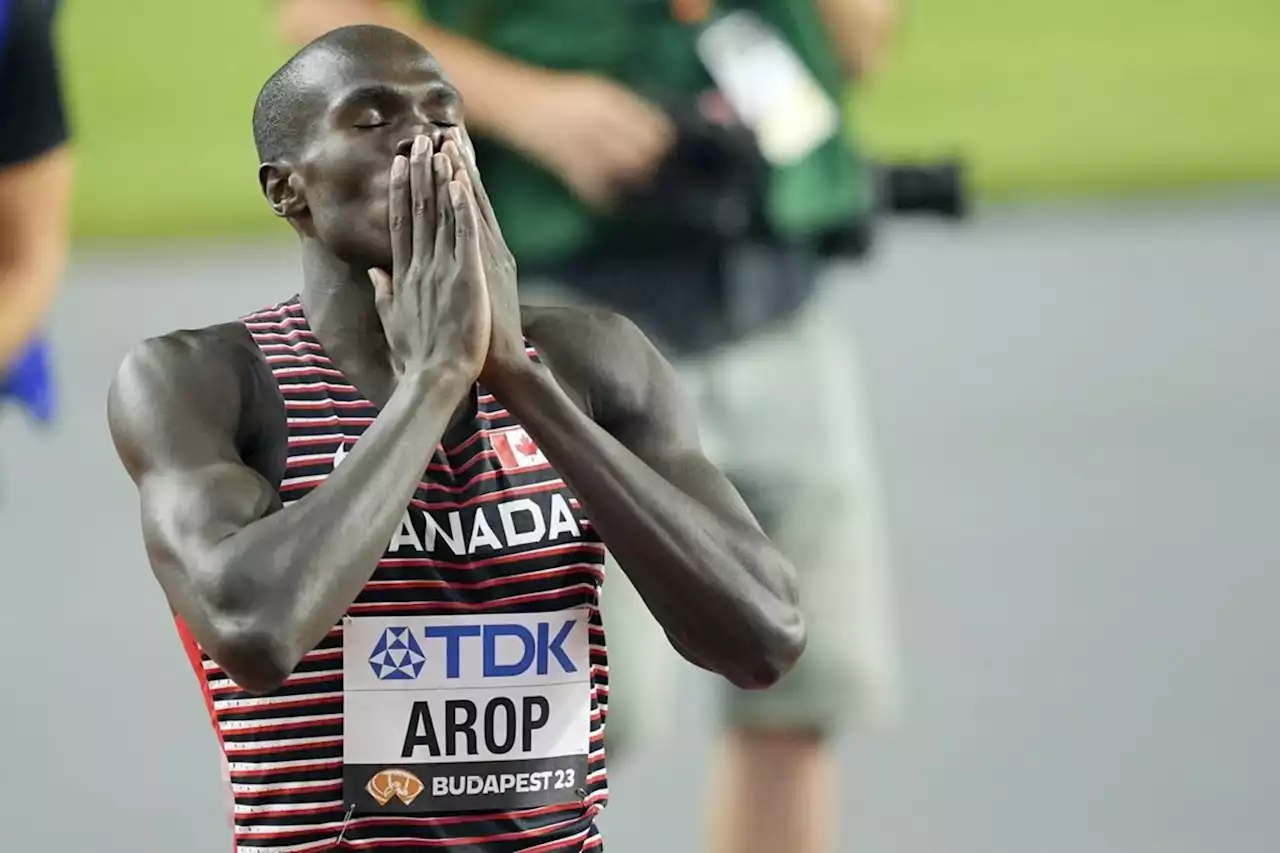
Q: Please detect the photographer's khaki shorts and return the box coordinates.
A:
[523,273,902,748]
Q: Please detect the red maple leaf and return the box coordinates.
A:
[515,433,539,457]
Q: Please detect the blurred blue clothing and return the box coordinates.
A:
[1,336,55,423]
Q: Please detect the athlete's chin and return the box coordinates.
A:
[338,212,394,272]
[324,231,392,276]
[359,246,395,276]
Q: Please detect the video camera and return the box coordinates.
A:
[621,103,969,260]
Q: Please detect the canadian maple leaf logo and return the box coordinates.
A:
[515,433,539,457]
[492,426,547,471]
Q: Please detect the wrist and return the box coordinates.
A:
[481,351,545,400]
[401,361,475,401]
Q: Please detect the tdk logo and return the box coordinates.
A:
[369,627,427,681]
[431,620,578,679]
[370,619,578,682]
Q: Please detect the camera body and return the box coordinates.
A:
[620,102,968,261]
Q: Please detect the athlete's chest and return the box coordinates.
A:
[364,415,600,567]
[244,299,604,602]
[308,408,601,594]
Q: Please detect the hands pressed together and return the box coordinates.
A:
[369,128,526,390]
[367,67,677,393]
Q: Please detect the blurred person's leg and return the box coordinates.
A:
[681,277,901,853]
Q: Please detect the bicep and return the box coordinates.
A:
[136,463,279,603]
[108,338,279,614]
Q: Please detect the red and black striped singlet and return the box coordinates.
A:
[174,297,610,852]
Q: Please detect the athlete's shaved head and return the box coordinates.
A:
[251,24,461,270]
[251,50,320,164]
[253,25,438,163]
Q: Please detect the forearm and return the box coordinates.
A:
[816,0,899,79]
[488,365,804,688]
[0,148,72,369]
[277,0,548,144]
[0,255,63,369]
[213,366,470,676]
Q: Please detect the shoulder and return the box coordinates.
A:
[108,323,264,476]
[521,304,696,450]
[522,304,656,398]
[521,303,644,345]
[522,305,655,373]
[111,322,258,399]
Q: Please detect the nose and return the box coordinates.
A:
[396,125,449,157]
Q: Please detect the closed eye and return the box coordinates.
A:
[351,108,389,129]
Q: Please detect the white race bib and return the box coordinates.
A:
[696,10,840,166]
[343,610,592,813]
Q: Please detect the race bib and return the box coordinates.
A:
[343,610,592,814]
[695,10,840,166]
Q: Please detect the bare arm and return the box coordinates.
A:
[111,136,488,695]
[495,309,806,690]
[0,147,71,368]
[0,0,71,366]
[108,332,471,694]
[816,0,900,79]
[0,0,73,369]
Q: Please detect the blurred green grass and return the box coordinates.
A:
[855,0,1280,200]
[60,0,1280,238]
[60,1,289,239]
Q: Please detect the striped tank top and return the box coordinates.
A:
[174,296,610,852]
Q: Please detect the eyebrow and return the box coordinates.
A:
[334,81,458,111]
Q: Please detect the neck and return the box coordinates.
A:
[297,239,390,369]
[295,238,475,421]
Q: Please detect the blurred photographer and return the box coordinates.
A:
[0,0,71,425]
[279,2,901,852]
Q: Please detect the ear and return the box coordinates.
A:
[259,161,308,219]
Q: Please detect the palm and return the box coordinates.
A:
[450,130,524,373]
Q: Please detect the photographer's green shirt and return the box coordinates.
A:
[417,0,870,264]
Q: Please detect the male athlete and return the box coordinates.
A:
[107,24,803,853]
